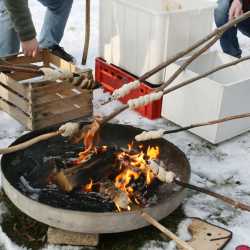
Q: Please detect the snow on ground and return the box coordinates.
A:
[0,0,250,249]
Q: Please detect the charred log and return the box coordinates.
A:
[38,189,115,212]
[53,147,118,192]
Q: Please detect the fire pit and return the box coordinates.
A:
[1,123,190,234]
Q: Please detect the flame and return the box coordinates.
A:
[147,146,160,160]
[114,144,159,201]
[83,179,93,192]
[76,136,161,210]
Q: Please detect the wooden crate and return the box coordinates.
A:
[0,50,93,130]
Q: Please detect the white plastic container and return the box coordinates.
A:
[161,51,250,144]
[99,0,215,84]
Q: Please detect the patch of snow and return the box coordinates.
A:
[0,227,25,250]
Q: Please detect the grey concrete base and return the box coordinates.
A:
[47,227,99,246]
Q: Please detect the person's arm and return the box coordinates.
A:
[229,0,243,20]
[3,0,39,57]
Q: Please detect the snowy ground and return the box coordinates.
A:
[0,0,250,249]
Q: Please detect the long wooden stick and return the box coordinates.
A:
[141,212,194,250]
[163,55,250,96]
[139,11,250,83]
[174,179,250,212]
[164,112,250,135]
[0,131,61,155]
[0,64,80,77]
[1,59,250,155]
[81,0,91,65]
[0,65,43,75]
[100,12,250,125]
[157,36,219,92]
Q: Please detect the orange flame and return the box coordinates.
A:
[83,179,93,192]
[147,146,160,160]
[76,137,161,209]
[114,144,160,199]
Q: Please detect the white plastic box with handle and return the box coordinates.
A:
[162,51,250,144]
[99,0,215,85]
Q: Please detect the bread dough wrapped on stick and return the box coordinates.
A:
[128,92,163,109]
[59,122,80,137]
[135,129,165,142]
[148,160,176,184]
[112,80,140,99]
[59,118,101,155]
[41,67,73,81]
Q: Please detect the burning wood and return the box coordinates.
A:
[99,180,130,211]
[48,139,164,211]
[67,118,102,159]
[52,147,117,192]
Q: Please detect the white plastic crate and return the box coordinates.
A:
[99,0,215,84]
[161,51,250,144]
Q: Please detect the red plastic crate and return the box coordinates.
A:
[95,58,162,120]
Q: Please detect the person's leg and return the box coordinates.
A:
[0,0,20,57]
[237,4,250,40]
[38,0,73,48]
[214,0,242,57]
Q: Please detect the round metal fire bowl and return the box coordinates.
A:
[1,123,190,234]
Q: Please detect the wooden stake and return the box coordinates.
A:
[141,212,194,250]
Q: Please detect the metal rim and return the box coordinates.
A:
[1,123,191,233]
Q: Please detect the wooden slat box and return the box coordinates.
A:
[0,50,93,130]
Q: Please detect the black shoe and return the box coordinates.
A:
[48,45,75,62]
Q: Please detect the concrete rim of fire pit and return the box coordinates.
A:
[1,123,191,234]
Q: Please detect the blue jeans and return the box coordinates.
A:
[214,0,250,58]
[0,0,73,57]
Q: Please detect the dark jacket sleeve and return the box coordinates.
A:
[3,0,36,41]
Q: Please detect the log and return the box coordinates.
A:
[99,180,130,210]
[38,189,115,212]
[53,147,117,192]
